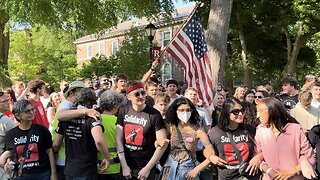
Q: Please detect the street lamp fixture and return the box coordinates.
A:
[145,22,158,68]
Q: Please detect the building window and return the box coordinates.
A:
[161,31,171,48]
[87,45,93,58]
[112,40,118,55]
[99,43,105,56]
[162,62,172,85]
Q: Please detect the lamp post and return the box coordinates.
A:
[145,23,157,68]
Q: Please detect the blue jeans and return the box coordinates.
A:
[14,170,51,180]
[65,175,97,180]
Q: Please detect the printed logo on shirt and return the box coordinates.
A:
[124,114,147,126]
[38,106,45,116]
[224,142,249,165]
[14,135,40,145]
[16,143,40,165]
[124,124,144,150]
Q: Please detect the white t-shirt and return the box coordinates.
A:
[169,94,181,106]
[57,100,73,111]
[311,100,320,109]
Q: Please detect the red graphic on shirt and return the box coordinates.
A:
[16,143,39,162]
[224,142,249,165]
[124,124,144,146]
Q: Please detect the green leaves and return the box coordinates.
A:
[8,25,78,87]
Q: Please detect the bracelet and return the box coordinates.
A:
[266,167,273,175]
[151,68,155,72]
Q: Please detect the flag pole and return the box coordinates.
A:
[158,2,201,59]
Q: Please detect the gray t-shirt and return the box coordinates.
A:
[0,113,16,154]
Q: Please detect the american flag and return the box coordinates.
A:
[166,8,213,106]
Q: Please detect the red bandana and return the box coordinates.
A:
[126,84,144,94]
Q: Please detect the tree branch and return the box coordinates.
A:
[282,25,292,61]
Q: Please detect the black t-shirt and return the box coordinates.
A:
[5,124,52,174]
[116,104,165,172]
[56,115,103,176]
[208,124,256,180]
[279,94,299,110]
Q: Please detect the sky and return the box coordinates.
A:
[174,0,193,8]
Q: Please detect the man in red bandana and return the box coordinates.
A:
[116,81,168,180]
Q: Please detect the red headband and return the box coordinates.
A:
[126,84,144,94]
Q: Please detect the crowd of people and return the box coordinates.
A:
[0,66,320,180]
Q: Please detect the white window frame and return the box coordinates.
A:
[99,42,105,56]
[111,40,118,55]
[161,30,172,49]
[161,62,172,85]
[87,45,93,58]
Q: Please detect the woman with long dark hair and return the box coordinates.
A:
[255,97,316,180]
[206,97,259,180]
[160,97,215,180]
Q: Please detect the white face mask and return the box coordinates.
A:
[178,111,192,123]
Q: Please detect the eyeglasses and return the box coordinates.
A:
[23,108,35,114]
[132,91,146,97]
[177,108,192,113]
[230,108,245,116]
[254,96,263,99]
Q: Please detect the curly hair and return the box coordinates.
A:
[28,80,45,94]
[99,90,124,112]
[166,97,200,126]
[75,88,97,108]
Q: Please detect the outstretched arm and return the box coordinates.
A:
[57,108,101,121]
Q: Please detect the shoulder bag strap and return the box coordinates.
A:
[226,131,243,164]
[175,125,196,163]
[17,124,35,176]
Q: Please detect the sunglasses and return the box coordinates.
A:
[0,99,9,103]
[0,92,4,96]
[230,108,245,116]
[132,91,146,97]
[254,96,263,99]
[23,108,35,114]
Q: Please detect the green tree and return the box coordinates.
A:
[79,56,117,79]
[8,26,78,87]
[115,28,150,80]
[0,0,174,86]
[78,28,150,81]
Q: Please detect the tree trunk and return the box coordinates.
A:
[0,9,11,88]
[281,24,311,78]
[206,0,233,87]
[235,4,250,87]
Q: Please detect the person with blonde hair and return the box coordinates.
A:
[233,86,246,102]
[12,81,28,101]
[154,92,170,119]
[46,92,61,131]
[290,91,320,132]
